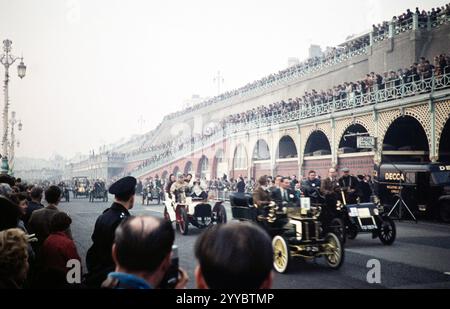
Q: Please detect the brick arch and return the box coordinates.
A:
[275,135,298,159]
[302,127,331,154]
[196,155,210,179]
[335,116,374,148]
[212,148,226,179]
[377,107,431,155]
[251,138,271,161]
[184,161,193,175]
[301,122,331,151]
[232,143,249,170]
[435,100,450,160]
[172,166,180,175]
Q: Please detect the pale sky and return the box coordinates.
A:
[0,0,444,159]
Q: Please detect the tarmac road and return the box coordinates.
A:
[59,196,450,289]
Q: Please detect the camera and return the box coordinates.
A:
[159,245,179,289]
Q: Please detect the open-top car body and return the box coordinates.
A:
[230,192,344,273]
[164,192,227,235]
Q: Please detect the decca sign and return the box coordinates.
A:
[384,172,405,181]
[439,165,450,171]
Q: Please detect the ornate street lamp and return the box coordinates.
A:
[17,59,26,79]
[0,39,26,174]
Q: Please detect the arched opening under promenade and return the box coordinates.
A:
[382,116,429,163]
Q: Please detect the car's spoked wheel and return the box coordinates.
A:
[324,233,344,269]
[378,217,396,245]
[178,207,189,235]
[272,236,290,273]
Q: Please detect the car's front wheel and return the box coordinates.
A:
[323,233,344,269]
[272,236,291,274]
[178,207,189,235]
[378,216,396,245]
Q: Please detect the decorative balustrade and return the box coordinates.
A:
[130,72,450,177]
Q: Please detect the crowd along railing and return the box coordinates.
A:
[131,72,450,177]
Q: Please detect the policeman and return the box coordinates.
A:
[85,176,137,288]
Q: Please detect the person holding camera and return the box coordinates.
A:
[102,216,188,289]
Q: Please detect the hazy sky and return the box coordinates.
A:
[0,0,444,159]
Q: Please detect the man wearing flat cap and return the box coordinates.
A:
[85,176,137,288]
[338,168,359,204]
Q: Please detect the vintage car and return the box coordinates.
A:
[89,181,108,203]
[310,188,396,245]
[142,184,161,205]
[230,192,344,274]
[73,177,89,198]
[164,192,227,235]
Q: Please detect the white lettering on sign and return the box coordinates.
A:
[384,172,405,181]
[357,136,375,149]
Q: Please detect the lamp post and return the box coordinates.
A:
[8,111,22,175]
[0,39,26,174]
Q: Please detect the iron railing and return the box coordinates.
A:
[131,72,450,177]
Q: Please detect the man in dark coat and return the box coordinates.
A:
[24,186,44,227]
[301,170,322,202]
[357,175,372,203]
[28,186,69,253]
[85,176,136,288]
[236,176,246,193]
[320,168,341,220]
[271,177,299,207]
[338,168,359,204]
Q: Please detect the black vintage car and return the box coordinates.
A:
[306,186,396,245]
[89,181,108,203]
[375,163,450,222]
[142,184,161,205]
[230,192,344,274]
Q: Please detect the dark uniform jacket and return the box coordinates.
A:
[253,186,271,208]
[85,203,130,287]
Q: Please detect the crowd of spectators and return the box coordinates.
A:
[117,3,450,164]
[373,4,450,36]
[127,52,449,175]
[0,173,275,289]
[162,4,449,125]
